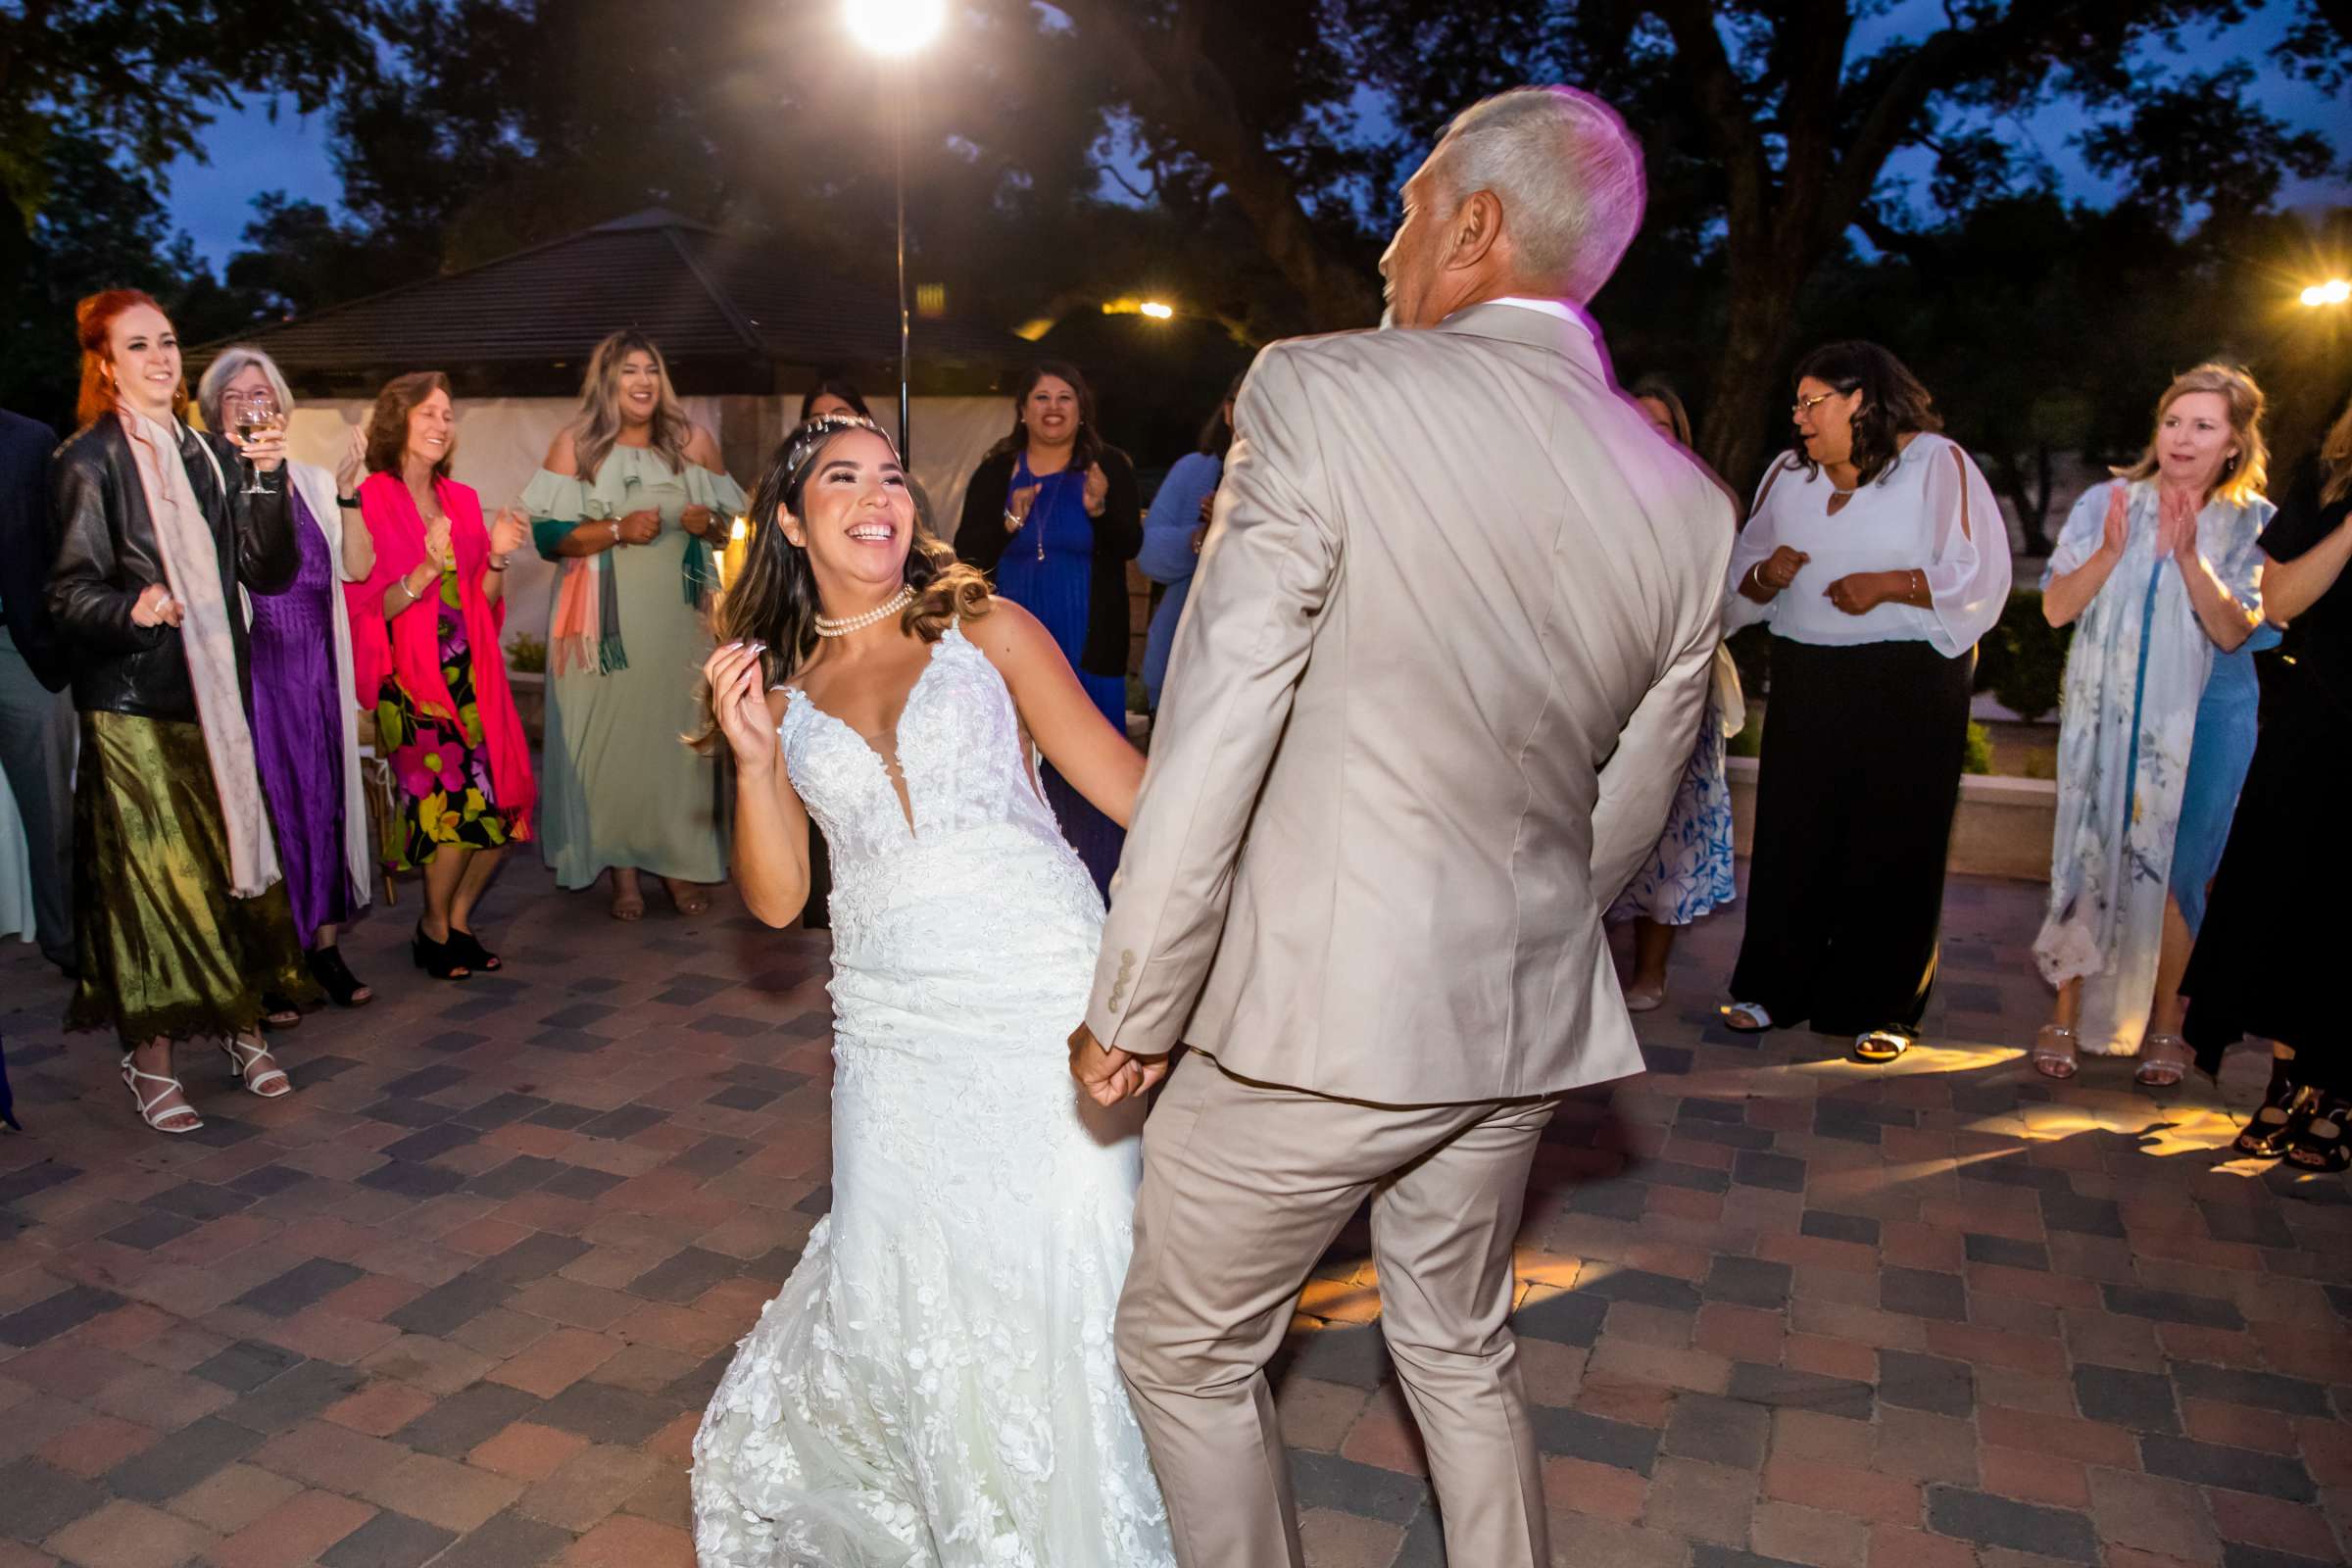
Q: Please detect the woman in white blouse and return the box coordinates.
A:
[1720,342,2011,1062]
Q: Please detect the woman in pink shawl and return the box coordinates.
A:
[347,372,534,978]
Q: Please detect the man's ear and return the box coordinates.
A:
[1445,188,1505,273]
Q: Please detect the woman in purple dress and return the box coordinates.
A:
[955,364,1142,894]
[197,349,375,1007]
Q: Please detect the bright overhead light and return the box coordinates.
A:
[845,0,946,55]
[2298,278,2351,307]
[1139,301,1175,319]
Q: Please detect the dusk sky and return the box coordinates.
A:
[161,4,2349,271]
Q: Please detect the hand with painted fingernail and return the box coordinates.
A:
[703,637,776,775]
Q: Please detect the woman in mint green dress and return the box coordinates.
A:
[524,331,747,917]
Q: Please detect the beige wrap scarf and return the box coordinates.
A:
[116,405,282,897]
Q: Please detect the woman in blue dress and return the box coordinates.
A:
[1136,376,1240,711]
[955,363,1142,893]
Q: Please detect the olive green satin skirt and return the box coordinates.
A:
[68,711,318,1047]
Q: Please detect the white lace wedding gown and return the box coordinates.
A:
[691,622,1175,1568]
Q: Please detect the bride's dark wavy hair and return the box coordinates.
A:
[696,416,989,752]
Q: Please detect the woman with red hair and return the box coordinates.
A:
[45,290,314,1134]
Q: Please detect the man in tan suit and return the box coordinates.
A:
[1068,86,1735,1567]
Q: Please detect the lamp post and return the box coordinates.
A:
[845,0,946,465]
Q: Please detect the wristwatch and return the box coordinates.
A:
[337,494,361,510]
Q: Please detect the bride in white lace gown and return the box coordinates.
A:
[691,416,1174,1567]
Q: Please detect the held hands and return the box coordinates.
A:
[703,640,776,776]
[1005,483,1041,534]
[1082,462,1109,518]
[1068,1022,1168,1107]
[488,508,529,561]
[680,504,716,540]
[617,508,662,546]
[130,582,183,628]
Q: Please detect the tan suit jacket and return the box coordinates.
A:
[1086,301,1733,1103]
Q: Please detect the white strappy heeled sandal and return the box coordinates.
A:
[122,1055,204,1134]
[220,1036,292,1099]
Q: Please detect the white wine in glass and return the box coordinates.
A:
[233,392,281,495]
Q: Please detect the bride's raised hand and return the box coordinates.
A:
[704,640,776,774]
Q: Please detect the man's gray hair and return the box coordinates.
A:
[195,344,296,432]
[1432,86,1646,304]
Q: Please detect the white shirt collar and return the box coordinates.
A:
[1485,295,1577,321]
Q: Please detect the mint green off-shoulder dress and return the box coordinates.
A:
[522,445,747,890]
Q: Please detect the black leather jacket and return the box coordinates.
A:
[46,416,297,722]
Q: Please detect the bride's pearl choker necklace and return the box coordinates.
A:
[814,585,915,638]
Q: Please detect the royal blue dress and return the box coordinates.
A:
[990,455,1128,894]
[2172,623,2280,932]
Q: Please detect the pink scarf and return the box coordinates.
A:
[116,407,283,897]
[345,471,537,825]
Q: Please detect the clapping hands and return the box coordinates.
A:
[1006,483,1041,534]
[488,507,529,561]
[334,424,368,497]
[2100,484,2132,560]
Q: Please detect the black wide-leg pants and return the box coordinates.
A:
[1729,636,1975,1037]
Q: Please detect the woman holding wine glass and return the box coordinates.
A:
[197,347,377,1009]
[347,372,536,978]
[46,290,315,1134]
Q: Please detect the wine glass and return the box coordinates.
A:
[230,388,282,496]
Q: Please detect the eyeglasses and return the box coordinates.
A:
[1791,391,1838,417]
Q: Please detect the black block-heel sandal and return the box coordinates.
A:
[306,946,373,1007]
[2232,1056,2312,1159]
[413,922,472,980]
[2283,1095,2349,1174]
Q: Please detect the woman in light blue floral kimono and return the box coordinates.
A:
[2032,366,2271,1083]
[1610,378,1742,1009]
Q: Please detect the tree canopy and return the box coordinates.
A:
[5,0,2345,496]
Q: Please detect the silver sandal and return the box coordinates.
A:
[2031,1024,2080,1081]
[2134,1032,2191,1089]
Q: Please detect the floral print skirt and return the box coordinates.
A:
[1609,684,1737,927]
[376,581,524,868]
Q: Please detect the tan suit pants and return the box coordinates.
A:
[1115,1051,1558,1568]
